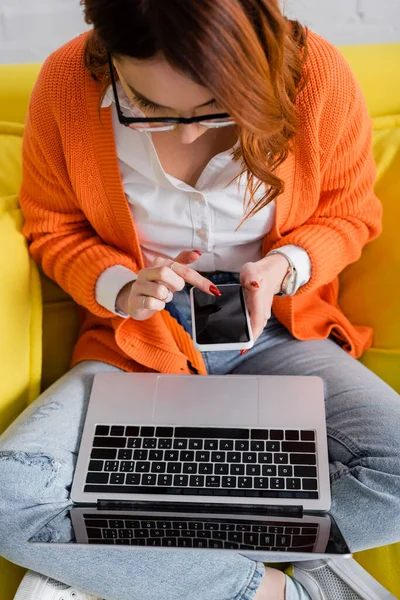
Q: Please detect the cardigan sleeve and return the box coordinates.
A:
[270,43,382,295]
[20,109,138,319]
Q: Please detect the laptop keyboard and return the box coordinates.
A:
[83,513,319,551]
[84,425,319,499]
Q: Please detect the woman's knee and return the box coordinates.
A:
[0,449,70,514]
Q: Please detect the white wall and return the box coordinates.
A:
[0,0,400,64]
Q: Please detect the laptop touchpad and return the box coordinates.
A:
[153,376,259,426]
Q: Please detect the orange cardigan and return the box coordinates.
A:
[20,30,382,376]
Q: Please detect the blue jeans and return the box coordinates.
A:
[1,272,399,600]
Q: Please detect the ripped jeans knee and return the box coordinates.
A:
[0,450,71,513]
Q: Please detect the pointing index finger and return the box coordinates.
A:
[171,262,221,297]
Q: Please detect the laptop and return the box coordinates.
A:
[28,372,351,559]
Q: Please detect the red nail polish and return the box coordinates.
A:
[209,284,222,296]
[250,281,260,289]
[240,349,249,355]
[193,250,202,255]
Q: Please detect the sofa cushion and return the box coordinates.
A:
[339,115,400,392]
[0,122,42,434]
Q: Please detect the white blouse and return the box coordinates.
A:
[96,82,311,315]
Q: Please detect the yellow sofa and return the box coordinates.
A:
[1,43,400,600]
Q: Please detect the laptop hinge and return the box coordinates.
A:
[96,499,304,518]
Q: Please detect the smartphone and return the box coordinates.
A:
[190,283,254,352]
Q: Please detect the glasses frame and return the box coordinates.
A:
[107,52,234,130]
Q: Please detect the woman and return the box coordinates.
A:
[1,1,399,599]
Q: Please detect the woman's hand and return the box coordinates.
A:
[240,253,290,345]
[116,250,221,320]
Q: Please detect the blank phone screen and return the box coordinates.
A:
[193,284,250,345]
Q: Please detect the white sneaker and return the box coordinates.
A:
[292,557,397,600]
[14,570,103,600]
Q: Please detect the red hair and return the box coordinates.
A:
[81,0,308,225]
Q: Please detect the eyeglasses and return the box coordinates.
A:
[107,53,236,132]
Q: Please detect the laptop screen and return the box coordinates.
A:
[28,503,351,558]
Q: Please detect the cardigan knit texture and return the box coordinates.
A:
[20,30,382,376]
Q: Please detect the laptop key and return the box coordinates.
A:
[190,475,205,487]
[155,427,173,437]
[244,533,259,545]
[278,465,292,476]
[243,453,257,463]
[262,465,276,476]
[258,453,273,464]
[93,436,126,448]
[238,477,252,488]
[222,476,237,488]
[301,431,315,441]
[270,478,285,489]
[143,438,157,449]
[210,452,224,463]
[227,452,241,463]
[270,430,284,440]
[251,429,269,440]
[285,430,300,440]
[274,453,289,464]
[174,475,189,486]
[104,461,119,471]
[180,451,195,461]
[120,461,135,472]
[157,474,172,486]
[183,463,197,473]
[149,450,163,461]
[235,441,249,451]
[85,472,109,484]
[206,476,220,487]
[282,441,316,453]
[246,465,260,476]
[230,464,244,475]
[158,438,172,449]
[165,451,179,461]
[251,441,264,451]
[294,466,317,478]
[290,453,316,465]
[196,451,210,462]
[220,440,234,450]
[117,449,132,460]
[265,441,280,451]
[151,462,166,473]
[110,473,125,484]
[167,463,182,473]
[189,439,203,449]
[162,538,177,547]
[214,464,229,475]
[136,461,150,472]
[177,538,193,547]
[126,474,140,484]
[193,539,207,547]
[142,474,157,485]
[91,448,117,459]
[140,426,154,436]
[88,460,103,471]
[125,426,140,436]
[86,527,102,538]
[204,440,218,450]
[127,438,141,449]
[199,464,213,474]
[173,439,187,449]
[110,426,125,436]
[95,425,109,436]
[254,477,269,488]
